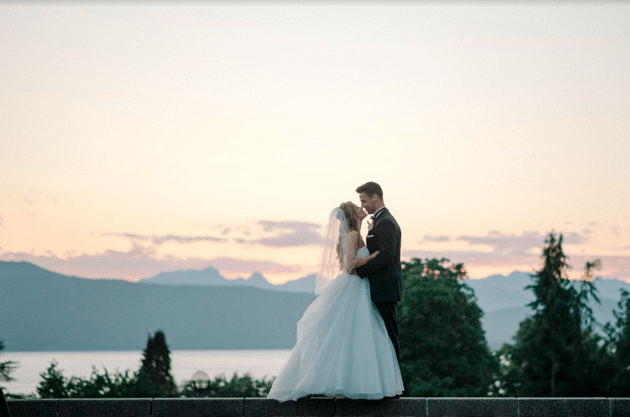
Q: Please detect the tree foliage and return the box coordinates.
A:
[37,330,177,398]
[605,289,630,395]
[180,373,274,398]
[35,329,271,398]
[399,258,498,397]
[37,361,66,398]
[0,339,18,386]
[136,330,177,397]
[36,360,273,399]
[496,233,610,397]
[37,361,136,398]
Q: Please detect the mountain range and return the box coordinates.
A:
[2,261,629,351]
[137,267,316,293]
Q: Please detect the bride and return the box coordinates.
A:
[267,202,404,401]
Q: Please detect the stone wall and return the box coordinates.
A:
[6,397,630,416]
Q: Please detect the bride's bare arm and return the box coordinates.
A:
[353,250,380,269]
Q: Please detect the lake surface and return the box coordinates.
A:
[2,350,290,395]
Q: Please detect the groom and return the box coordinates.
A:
[355,182,403,364]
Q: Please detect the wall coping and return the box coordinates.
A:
[6,397,630,417]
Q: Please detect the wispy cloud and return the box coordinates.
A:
[0,245,303,281]
[456,230,586,255]
[102,219,324,249]
[421,235,452,243]
[409,229,604,279]
[457,231,545,254]
[3,225,621,283]
[21,190,60,206]
[101,233,227,246]
[251,221,323,247]
[403,249,539,270]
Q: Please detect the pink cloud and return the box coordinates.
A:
[0,246,302,282]
[456,230,586,255]
[252,221,323,247]
[101,220,324,249]
[101,232,227,245]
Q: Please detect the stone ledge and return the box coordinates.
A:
[6,397,630,417]
[336,398,425,416]
[4,399,57,417]
[58,399,152,417]
[611,398,630,417]
[154,398,242,417]
[428,398,518,417]
[519,398,610,417]
[245,397,335,417]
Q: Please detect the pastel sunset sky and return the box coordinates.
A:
[1,3,629,284]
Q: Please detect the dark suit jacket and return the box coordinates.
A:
[356,207,403,303]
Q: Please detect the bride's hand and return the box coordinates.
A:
[353,250,380,271]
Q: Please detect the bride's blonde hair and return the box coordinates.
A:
[338,202,359,232]
[336,202,359,264]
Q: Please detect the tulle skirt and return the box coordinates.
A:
[267,273,404,402]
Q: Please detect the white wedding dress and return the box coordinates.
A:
[267,246,404,401]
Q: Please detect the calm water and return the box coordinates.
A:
[2,350,290,395]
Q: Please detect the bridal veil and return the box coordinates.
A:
[315,207,353,295]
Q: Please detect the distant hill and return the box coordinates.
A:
[276,274,315,293]
[1,261,628,351]
[138,266,228,286]
[465,272,629,350]
[480,297,621,350]
[0,261,315,351]
[464,271,535,313]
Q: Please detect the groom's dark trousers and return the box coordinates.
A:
[356,207,403,364]
[375,302,400,363]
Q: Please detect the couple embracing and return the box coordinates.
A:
[267,182,404,401]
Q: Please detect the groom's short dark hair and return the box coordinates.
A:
[356,182,383,200]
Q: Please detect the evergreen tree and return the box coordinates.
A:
[496,233,606,397]
[137,330,176,397]
[399,258,497,397]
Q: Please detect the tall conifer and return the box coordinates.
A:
[137,330,176,397]
[498,233,603,396]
